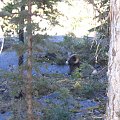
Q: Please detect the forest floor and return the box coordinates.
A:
[0,36,108,120]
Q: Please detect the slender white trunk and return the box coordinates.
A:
[0,37,4,54]
[0,26,4,54]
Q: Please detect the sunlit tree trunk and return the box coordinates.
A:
[0,26,4,54]
[106,0,120,120]
[26,0,33,119]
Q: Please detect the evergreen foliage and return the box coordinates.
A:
[2,0,63,34]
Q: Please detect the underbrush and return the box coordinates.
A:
[0,34,108,119]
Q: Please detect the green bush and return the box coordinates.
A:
[33,77,58,97]
[41,106,71,120]
[71,63,94,79]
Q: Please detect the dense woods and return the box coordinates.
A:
[0,0,119,120]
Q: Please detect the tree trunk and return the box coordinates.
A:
[18,5,25,66]
[18,30,24,66]
[106,0,120,120]
[26,0,34,120]
[19,5,25,43]
[0,26,4,54]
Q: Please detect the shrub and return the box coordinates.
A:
[41,106,71,120]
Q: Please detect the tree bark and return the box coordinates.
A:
[18,29,24,66]
[26,0,34,120]
[18,4,25,66]
[19,5,25,43]
[106,0,120,120]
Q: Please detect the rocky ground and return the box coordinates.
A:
[0,36,108,120]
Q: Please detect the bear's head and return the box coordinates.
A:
[66,54,80,75]
[66,54,80,65]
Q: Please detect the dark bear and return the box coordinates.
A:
[66,54,80,75]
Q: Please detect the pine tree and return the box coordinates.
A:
[2,0,63,119]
